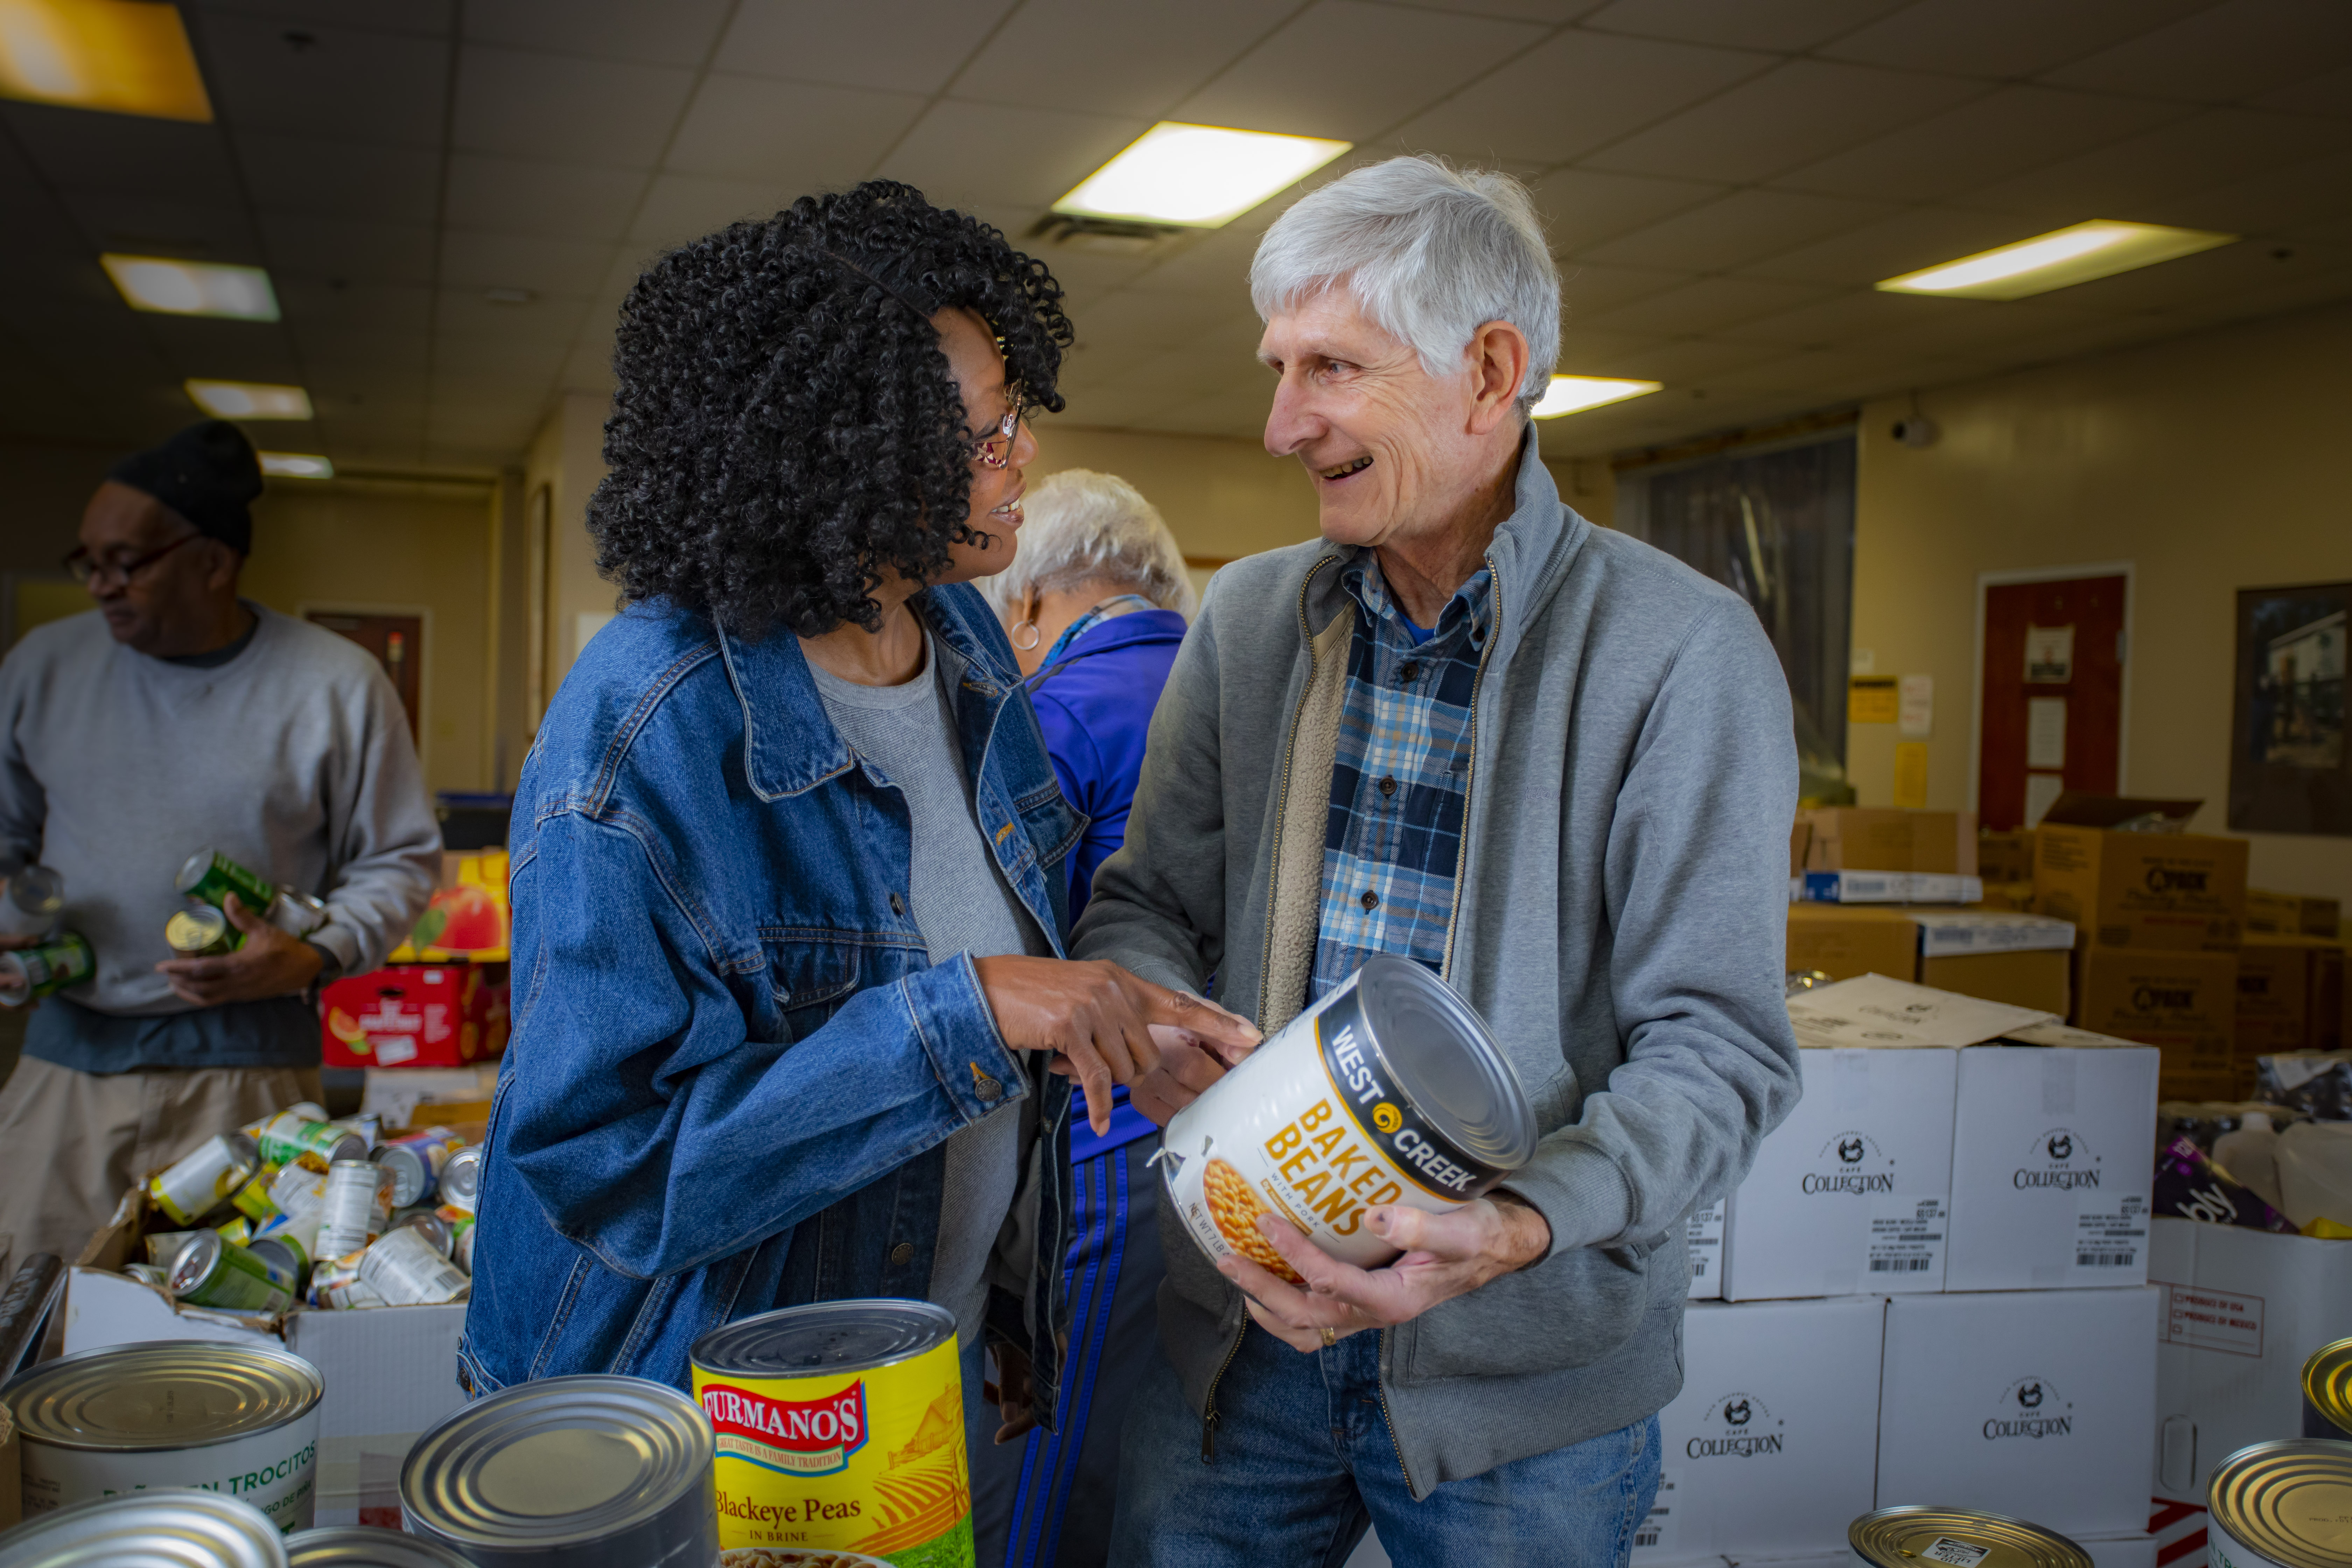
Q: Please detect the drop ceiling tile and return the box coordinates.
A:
[235,132,442,223]
[2252,63,2352,117]
[1134,386,1277,441]
[2030,232,2337,314]
[1578,0,1912,52]
[454,47,697,168]
[1558,260,1698,314]
[1577,188,1900,271]
[445,156,649,242]
[717,0,1019,95]
[951,0,1285,119]
[2123,146,2352,236]
[142,318,302,381]
[1124,225,1267,298]
[1525,167,1729,254]
[1712,288,1966,347]
[2162,260,2352,328]
[439,232,615,299]
[1586,335,1788,381]
[195,12,450,148]
[434,292,589,348]
[1583,59,1993,183]
[558,340,620,394]
[665,75,925,185]
[1382,0,1600,21]
[1393,29,1766,166]
[62,194,264,266]
[1769,86,2193,205]
[275,279,434,335]
[1067,292,1262,357]
[1861,296,2126,360]
[1175,0,1550,144]
[626,174,788,250]
[2043,0,2352,106]
[464,0,734,65]
[1572,274,1836,334]
[1957,108,2352,225]
[1549,327,1676,367]
[1820,0,2211,79]
[876,102,1150,212]
[1,105,243,204]
[293,327,430,378]
[183,0,453,38]
[1736,206,2069,287]
[258,214,439,286]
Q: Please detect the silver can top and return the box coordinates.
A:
[2210,1438,2352,1568]
[439,1146,482,1210]
[1849,1506,2092,1568]
[2305,1341,2352,1439]
[285,1526,474,1568]
[692,1297,956,1378]
[1351,955,1538,1176]
[400,1373,718,1568]
[0,1489,289,1568]
[165,1230,229,1295]
[2,1339,322,1453]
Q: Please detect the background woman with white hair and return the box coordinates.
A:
[974,465,1196,1568]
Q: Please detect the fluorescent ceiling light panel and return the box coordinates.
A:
[1876,220,2236,301]
[1533,375,1662,419]
[102,255,280,321]
[185,380,313,420]
[1054,122,1351,228]
[258,452,332,478]
[0,0,212,121]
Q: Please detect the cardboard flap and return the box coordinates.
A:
[2001,1020,2159,1051]
[2040,792,2203,830]
[1785,973,2058,1048]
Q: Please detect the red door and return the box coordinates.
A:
[309,611,423,744]
[1979,576,2126,830]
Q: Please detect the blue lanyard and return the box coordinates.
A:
[1028,594,1159,690]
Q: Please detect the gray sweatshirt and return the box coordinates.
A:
[1073,439,1802,1497]
[0,605,439,1071]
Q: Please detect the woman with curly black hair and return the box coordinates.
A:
[459,184,1255,1558]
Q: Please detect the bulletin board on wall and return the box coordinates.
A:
[2231,581,2350,836]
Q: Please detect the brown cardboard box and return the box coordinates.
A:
[1920,950,2070,1015]
[2076,946,2238,1078]
[1786,904,1918,982]
[1977,830,2034,885]
[1976,881,2038,913]
[2033,823,2248,951]
[2236,935,2346,1057]
[2157,1070,2246,1104]
[1800,808,1978,875]
[1789,818,1811,878]
[2247,889,2343,938]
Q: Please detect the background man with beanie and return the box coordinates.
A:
[0,419,439,1263]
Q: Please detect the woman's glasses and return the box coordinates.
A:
[971,396,1026,470]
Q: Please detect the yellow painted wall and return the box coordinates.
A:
[530,392,618,701]
[1847,299,2352,902]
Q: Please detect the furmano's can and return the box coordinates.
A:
[149,1132,263,1226]
[1158,956,1536,1280]
[439,1145,482,1214]
[316,1159,393,1260]
[0,929,94,1006]
[253,1113,369,1172]
[177,847,329,937]
[170,1230,300,1314]
[2303,1340,2352,1440]
[378,1126,464,1208]
[232,1161,286,1223]
[357,1225,469,1305]
[168,902,244,955]
[1849,1507,2093,1568]
[287,1524,472,1566]
[2,1339,324,1534]
[0,1490,289,1568]
[691,1298,971,1563]
[0,864,64,940]
[401,1374,720,1568]
[2209,1439,2352,1568]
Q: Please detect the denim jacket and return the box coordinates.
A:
[456,583,1084,1427]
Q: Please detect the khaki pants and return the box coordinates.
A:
[0,1057,324,1269]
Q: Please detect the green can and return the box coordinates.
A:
[167,1229,298,1313]
[230,1161,284,1224]
[252,1112,368,1171]
[177,847,279,914]
[0,930,94,1006]
[165,902,242,956]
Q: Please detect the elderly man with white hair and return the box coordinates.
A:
[1077,157,1803,1563]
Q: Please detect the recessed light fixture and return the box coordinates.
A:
[1053,122,1352,229]
[1533,375,1662,419]
[185,380,313,420]
[258,451,332,478]
[102,254,280,321]
[1876,220,2236,301]
[0,0,213,121]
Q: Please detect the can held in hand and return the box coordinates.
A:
[0,929,94,1007]
[358,1225,469,1305]
[1849,1506,2091,1568]
[0,1490,289,1568]
[2303,1340,2352,1440]
[692,1298,970,1562]
[378,1126,465,1208]
[149,1132,262,1226]
[439,1144,482,1214]
[255,1113,369,1173]
[286,1524,472,1566]
[2209,1438,2352,1568]
[2,1339,323,1534]
[1157,956,1537,1282]
[177,847,330,937]
[167,902,244,956]
[0,864,64,941]
[401,1373,719,1568]
[171,1230,300,1314]
[316,1159,393,1261]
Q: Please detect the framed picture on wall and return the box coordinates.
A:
[2230,581,2349,835]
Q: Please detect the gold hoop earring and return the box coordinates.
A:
[1010,620,1041,651]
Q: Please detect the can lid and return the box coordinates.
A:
[175,849,217,896]
[166,1229,226,1294]
[287,1525,474,1567]
[167,905,230,951]
[691,1297,956,1377]
[2305,1342,2352,1438]
[1849,1506,2091,1568]
[440,1147,482,1207]
[2,1340,322,1452]
[2210,1438,2352,1568]
[1354,956,1538,1174]
[0,1489,289,1568]
[400,1373,716,1568]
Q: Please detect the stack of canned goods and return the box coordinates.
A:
[0,864,88,1010]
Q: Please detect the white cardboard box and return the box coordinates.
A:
[1945,1043,2160,1292]
[1911,911,2078,957]
[1633,1296,1887,1565]
[2149,1216,2352,1500]
[1688,1202,1725,1300]
[1877,1287,2161,1538]
[1723,1046,1958,1300]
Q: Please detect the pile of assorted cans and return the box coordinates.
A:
[136,1101,479,1315]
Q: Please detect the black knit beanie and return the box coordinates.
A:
[107,420,264,554]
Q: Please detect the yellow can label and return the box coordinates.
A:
[693,1334,972,1567]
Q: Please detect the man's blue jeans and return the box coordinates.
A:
[1108,1322,1662,1567]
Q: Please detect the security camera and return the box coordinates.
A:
[1891,415,1939,448]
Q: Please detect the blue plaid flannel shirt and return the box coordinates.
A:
[1310,552,1494,1003]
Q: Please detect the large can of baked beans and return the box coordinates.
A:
[2208,1438,2352,1568]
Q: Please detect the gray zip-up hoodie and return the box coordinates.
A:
[1072,440,1803,1497]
